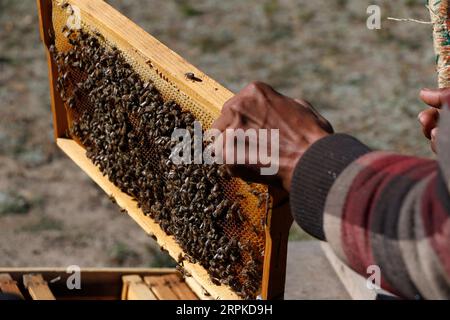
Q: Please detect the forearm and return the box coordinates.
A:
[290,134,450,299]
[290,134,372,240]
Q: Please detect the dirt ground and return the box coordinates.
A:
[0,0,437,268]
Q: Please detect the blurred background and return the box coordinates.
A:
[0,0,437,268]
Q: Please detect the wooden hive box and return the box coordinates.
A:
[0,268,203,300]
[37,0,292,300]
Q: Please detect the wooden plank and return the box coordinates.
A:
[23,274,56,300]
[0,267,175,275]
[122,275,157,300]
[2,267,175,288]
[0,273,24,299]
[261,188,292,300]
[185,277,213,301]
[321,242,395,300]
[1,268,175,300]
[144,276,179,300]
[37,0,68,139]
[57,138,240,300]
[161,274,198,300]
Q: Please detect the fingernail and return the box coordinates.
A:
[431,127,438,138]
[418,112,425,122]
[421,88,431,92]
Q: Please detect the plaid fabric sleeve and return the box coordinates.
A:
[290,132,450,299]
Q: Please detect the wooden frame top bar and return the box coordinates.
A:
[70,0,233,118]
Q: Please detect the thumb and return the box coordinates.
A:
[295,99,334,134]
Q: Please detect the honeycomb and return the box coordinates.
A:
[48,0,270,299]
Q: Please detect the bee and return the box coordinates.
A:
[47,28,55,44]
[257,192,268,208]
[236,209,245,223]
[184,72,202,82]
[252,224,261,236]
[49,44,56,55]
[211,277,221,286]
[67,96,75,109]
[176,265,192,278]
[202,289,211,297]
[93,30,105,41]
[108,194,116,204]
[260,215,266,228]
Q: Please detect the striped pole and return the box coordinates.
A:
[429,0,450,88]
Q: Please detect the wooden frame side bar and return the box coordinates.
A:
[37,0,68,139]
[261,195,292,299]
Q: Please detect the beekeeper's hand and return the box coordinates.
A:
[419,88,450,153]
[212,81,333,192]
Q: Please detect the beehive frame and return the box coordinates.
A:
[37,0,292,300]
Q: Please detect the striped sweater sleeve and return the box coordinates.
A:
[290,111,450,299]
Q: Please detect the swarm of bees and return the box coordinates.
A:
[49,29,264,299]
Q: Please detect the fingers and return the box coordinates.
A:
[227,165,275,184]
[227,82,276,126]
[418,88,446,154]
[418,108,440,139]
[419,88,450,108]
[212,106,235,132]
